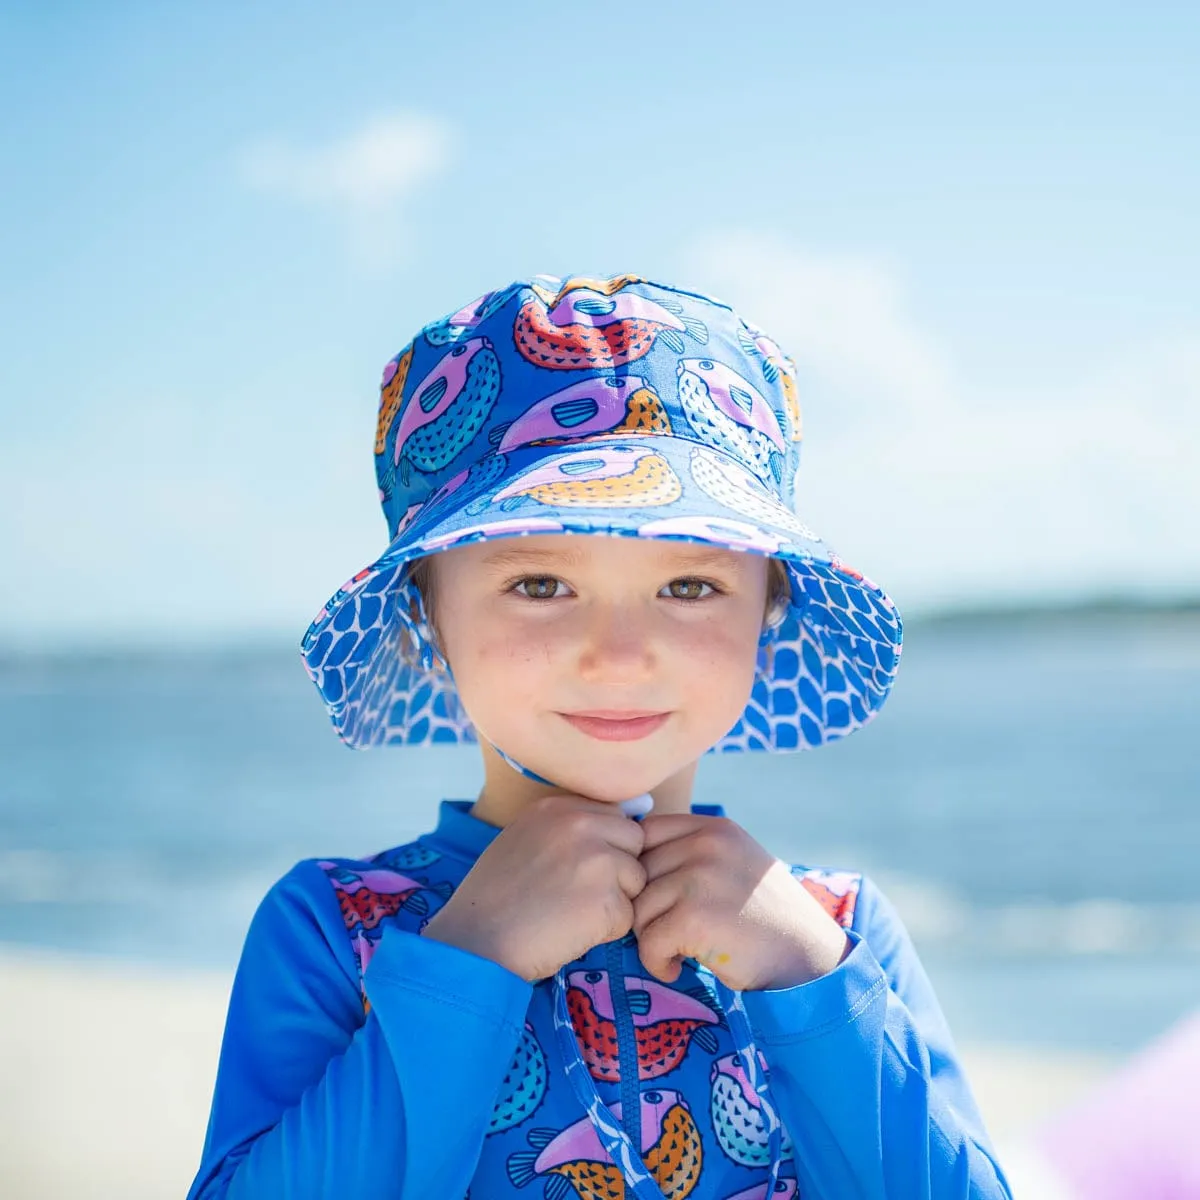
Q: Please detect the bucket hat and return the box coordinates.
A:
[300,273,902,759]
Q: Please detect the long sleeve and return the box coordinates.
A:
[741,874,1012,1199]
[187,860,533,1199]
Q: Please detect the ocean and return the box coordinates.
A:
[2,611,1197,1056]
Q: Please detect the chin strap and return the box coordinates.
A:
[490,741,558,787]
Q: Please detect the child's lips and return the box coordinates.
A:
[559,710,671,741]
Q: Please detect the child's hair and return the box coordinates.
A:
[401,552,792,671]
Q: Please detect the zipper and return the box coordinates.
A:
[605,938,643,1151]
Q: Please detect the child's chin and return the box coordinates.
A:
[542,755,675,806]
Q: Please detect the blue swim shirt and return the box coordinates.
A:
[187,799,1012,1198]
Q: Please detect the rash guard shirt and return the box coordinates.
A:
[187,800,1012,1199]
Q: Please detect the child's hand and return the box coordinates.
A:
[420,794,647,983]
[631,814,852,992]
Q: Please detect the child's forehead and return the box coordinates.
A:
[447,534,759,573]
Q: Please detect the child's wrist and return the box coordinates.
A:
[751,930,854,991]
[421,909,528,979]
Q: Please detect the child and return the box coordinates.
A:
[188,275,1012,1198]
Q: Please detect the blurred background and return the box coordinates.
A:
[1,3,1198,1197]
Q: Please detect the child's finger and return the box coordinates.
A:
[638,836,695,883]
[616,852,648,900]
[542,794,645,856]
[601,812,647,859]
[638,813,707,852]
[630,874,681,940]
[635,905,689,983]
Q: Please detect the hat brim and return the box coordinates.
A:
[300,434,902,752]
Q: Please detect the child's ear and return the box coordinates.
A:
[762,558,791,630]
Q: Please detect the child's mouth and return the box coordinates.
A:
[559,711,670,742]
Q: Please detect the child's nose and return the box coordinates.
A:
[575,604,657,683]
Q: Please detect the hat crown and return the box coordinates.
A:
[373,275,804,541]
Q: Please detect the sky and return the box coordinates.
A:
[2,2,1198,648]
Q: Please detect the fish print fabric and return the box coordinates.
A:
[300,275,903,755]
[186,801,1013,1199]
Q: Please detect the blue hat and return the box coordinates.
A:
[300,274,902,755]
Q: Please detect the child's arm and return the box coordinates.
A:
[186,860,532,1199]
[740,874,1014,1199]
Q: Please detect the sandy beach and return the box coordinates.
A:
[0,944,1111,1199]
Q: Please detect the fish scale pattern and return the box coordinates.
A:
[300,274,903,753]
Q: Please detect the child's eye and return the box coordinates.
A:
[513,575,568,600]
[660,577,717,601]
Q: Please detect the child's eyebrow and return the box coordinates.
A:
[479,545,586,570]
[652,547,746,571]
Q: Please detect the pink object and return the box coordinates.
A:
[1037,1010,1200,1198]
[545,290,685,331]
[496,375,648,451]
[534,1091,686,1170]
[565,969,719,1026]
[322,866,421,895]
[392,336,492,457]
[560,711,669,742]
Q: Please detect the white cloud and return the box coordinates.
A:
[239,113,454,266]
[685,232,1200,612]
[690,231,955,427]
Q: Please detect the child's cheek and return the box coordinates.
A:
[455,618,560,715]
[668,613,762,724]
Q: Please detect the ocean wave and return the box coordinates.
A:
[2,850,1197,961]
[859,874,1200,957]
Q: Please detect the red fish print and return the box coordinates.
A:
[319,863,452,930]
[795,868,860,928]
[514,278,707,371]
[566,969,722,1082]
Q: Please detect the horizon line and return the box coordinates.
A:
[2,593,1197,662]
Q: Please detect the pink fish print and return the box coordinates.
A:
[491,375,669,452]
[389,336,502,485]
[566,968,722,1082]
[793,867,860,928]
[515,277,707,370]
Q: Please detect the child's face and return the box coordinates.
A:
[429,535,769,804]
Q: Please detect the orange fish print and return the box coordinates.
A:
[506,1089,702,1200]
